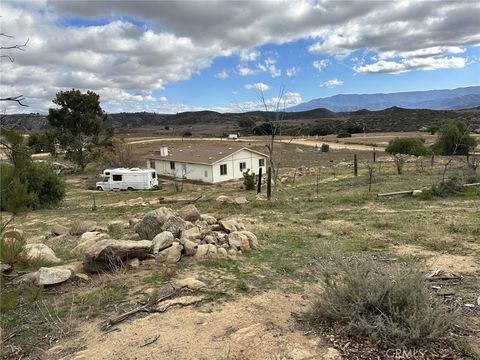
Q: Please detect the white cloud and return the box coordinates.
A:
[354,56,466,74]
[2,0,479,112]
[238,66,257,76]
[245,82,270,91]
[286,66,300,77]
[214,69,229,79]
[320,78,344,88]
[240,49,260,62]
[313,59,331,71]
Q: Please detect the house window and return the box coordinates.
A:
[220,164,227,175]
[112,174,122,181]
[204,171,208,177]
[259,158,265,167]
[149,160,155,169]
[239,162,246,172]
[170,161,175,170]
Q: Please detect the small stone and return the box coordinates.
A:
[177,204,201,222]
[217,247,228,258]
[412,190,423,196]
[182,226,201,241]
[36,267,73,286]
[51,224,69,236]
[156,243,183,264]
[239,231,259,250]
[173,277,206,290]
[216,195,234,204]
[151,231,174,254]
[183,239,198,256]
[141,258,156,266]
[194,244,217,261]
[126,258,140,269]
[218,220,237,233]
[128,218,140,228]
[234,196,249,205]
[23,243,61,263]
[200,214,217,225]
[0,262,12,273]
[75,273,90,281]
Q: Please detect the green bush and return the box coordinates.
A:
[0,162,65,211]
[426,124,439,135]
[27,131,55,153]
[432,120,477,156]
[0,229,26,265]
[337,132,352,138]
[242,170,256,191]
[306,257,453,348]
[426,176,464,197]
[386,137,430,156]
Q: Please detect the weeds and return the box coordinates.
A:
[305,257,454,348]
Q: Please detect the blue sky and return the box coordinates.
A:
[2,1,479,113]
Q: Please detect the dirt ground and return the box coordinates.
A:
[45,288,339,360]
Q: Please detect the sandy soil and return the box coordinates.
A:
[393,244,480,273]
[47,289,339,360]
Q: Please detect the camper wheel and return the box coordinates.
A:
[127,187,134,191]
[96,186,103,191]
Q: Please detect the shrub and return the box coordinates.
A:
[182,130,192,137]
[426,124,439,135]
[306,257,453,348]
[426,176,464,197]
[386,137,430,156]
[242,170,256,191]
[101,141,140,168]
[337,132,352,138]
[0,162,65,211]
[27,131,55,153]
[0,229,26,265]
[432,120,477,156]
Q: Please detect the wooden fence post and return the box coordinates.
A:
[354,154,358,177]
[266,167,272,201]
[373,148,376,162]
[257,167,263,194]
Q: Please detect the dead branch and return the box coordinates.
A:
[0,95,28,107]
[139,335,160,347]
[102,286,210,329]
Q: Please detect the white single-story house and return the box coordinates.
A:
[146,144,268,184]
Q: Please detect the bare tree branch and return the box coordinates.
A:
[0,95,28,107]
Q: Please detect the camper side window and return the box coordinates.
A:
[170,161,175,170]
[112,174,122,181]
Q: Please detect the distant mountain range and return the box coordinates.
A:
[288,86,480,112]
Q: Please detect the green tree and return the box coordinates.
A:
[47,89,113,171]
[426,124,439,135]
[27,131,56,154]
[432,120,477,156]
[386,137,430,156]
[242,170,256,191]
[3,176,34,214]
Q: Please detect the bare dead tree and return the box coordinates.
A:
[0,33,29,107]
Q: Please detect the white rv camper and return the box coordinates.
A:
[95,168,158,191]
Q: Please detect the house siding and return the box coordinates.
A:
[147,148,267,184]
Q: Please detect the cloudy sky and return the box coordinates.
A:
[1,0,479,114]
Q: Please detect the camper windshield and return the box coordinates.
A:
[100,176,109,182]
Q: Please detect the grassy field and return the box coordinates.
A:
[1,137,479,359]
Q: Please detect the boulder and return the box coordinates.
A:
[228,232,251,251]
[412,190,423,196]
[239,231,259,250]
[183,239,198,256]
[182,226,201,242]
[225,219,246,231]
[234,196,249,205]
[83,239,153,273]
[36,267,73,286]
[128,218,140,228]
[152,231,175,254]
[23,243,61,263]
[72,231,110,256]
[56,261,84,274]
[217,247,228,258]
[218,220,237,233]
[0,262,12,273]
[162,216,189,238]
[194,244,217,261]
[156,243,183,264]
[107,220,125,234]
[70,220,97,235]
[203,235,216,245]
[200,214,217,225]
[13,271,39,285]
[173,277,206,290]
[178,204,201,222]
[216,195,234,204]
[51,224,68,236]
[134,207,176,240]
